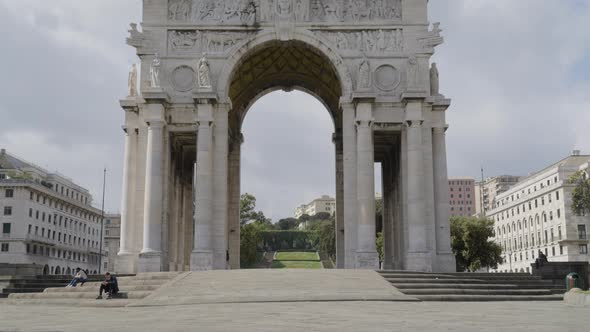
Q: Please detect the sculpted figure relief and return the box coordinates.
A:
[169,0,191,21]
[277,0,292,16]
[169,30,254,54]
[150,53,161,88]
[430,62,440,96]
[407,55,420,90]
[317,29,403,53]
[128,64,138,97]
[198,54,212,88]
[358,59,371,90]
[295,0,310,21]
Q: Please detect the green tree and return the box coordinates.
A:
[240,223,262,267]
[240,193,270,225]
[276,217,299,230]
[314,212,332,221]
[450,216,503,272]
[376,232,384,264]
[569,170,590,216]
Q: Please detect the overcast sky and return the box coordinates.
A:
[1,1,589,221]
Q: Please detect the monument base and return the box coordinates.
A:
[355,251,380,269]
[433,252,457,273]
[404,251,433,272]
[190,250,213,271]
[138,252,162,273]
[115,252,138,274]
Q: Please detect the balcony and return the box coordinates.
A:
[26,234,56,246]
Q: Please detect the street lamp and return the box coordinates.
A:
[506,250,513,272]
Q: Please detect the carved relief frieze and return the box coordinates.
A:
[168,30,255,54]
[167,0,401,23]
[316,29,403,54]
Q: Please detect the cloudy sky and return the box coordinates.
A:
[1,1,589,221]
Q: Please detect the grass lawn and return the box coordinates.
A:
[275,252,319,261]
[271,260,323,269]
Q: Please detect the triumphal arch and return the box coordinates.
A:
[116,0,456,273]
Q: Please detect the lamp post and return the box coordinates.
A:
[98,168,106,274]
[506,250,513,272]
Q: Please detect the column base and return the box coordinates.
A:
[114,252,138,274]
[137,252,162,273]
[190,250,213,271]
[433,251,457,273]
[355,251,380,269]
[404,251,433,272]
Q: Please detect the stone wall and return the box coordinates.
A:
[531,262,589,290]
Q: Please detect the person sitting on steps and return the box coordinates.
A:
[534,250,548,269]
[96,272,119,299]
[66,267,88,288]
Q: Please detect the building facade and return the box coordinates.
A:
[294,195,336,219]
[448,177,475,217]
[0,149,104,275]
[475,175,521,216]
[104,214,121,273]
[117,0,455,273]
[490,153,590,273]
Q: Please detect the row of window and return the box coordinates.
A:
[450,206,472,212]
[449,180,473,186]
[449,200,473,206]
[496,181,560,209]
[27,224,100,249]
[496,211,562,235]
[499,225,587,251]
[450,193,471,199]
[450,187,471,192]
[27,189,99,223]
[25,243,101,264]
[494,191,560,219]
[28,207,99,237]
[505,244,588,264]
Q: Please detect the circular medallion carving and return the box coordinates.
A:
[374,65,400,91]
[171,65,195,92]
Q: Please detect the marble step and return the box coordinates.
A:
[379,273,543,281]
[79,279,169,287]
[5,298,135,307]
[393,283,519,289]
[44,284,160,292]
[9,290,152,300]
[400,288,553,296]
[384,278,554,285]
[415,294,564,301]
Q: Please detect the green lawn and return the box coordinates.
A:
[271,260,323,269]
[274,252,319,261]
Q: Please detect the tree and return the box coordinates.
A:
[240,223,262,267]
[240,193,270,225]
[314,212,331,221]
[450,216,503,272]
[276,217,299,230]
[569,170,590,216]
[376,232,384,264]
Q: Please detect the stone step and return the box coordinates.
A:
[44,284,160,292]
[400,288,553,296]
[379,274,543,281]
[414,294,564,301]
[5,298,135,307]
[384,278,554,285]
[393,283,519,290]
[81,279,169,287]
[9,290,152,300]
[379,271,530,277]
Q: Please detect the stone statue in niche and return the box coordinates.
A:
[407,56,420,90]
[324,0,341,22]
[430,63,440,96]
[150,53,161,88]
[260,0,275,21]
[277,0,292,16]
[358,59,371,90]
[198,54,212,89]
[295,0,310,21]
[128,64,138,97]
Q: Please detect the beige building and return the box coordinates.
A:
[490,152,590,273]
[0,149,104,275]
[448,177,475,217]
[104,214,121,273]
[294,195,336,219]
[474,175,521,216]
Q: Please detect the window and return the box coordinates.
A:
[557,209,561,218]
[29,208,32,217]
[580,244,588,255]
[552,247,555,256]
[28,224,32,234]
[556,191,560,200]
[578,225,587,240]
[558,226,562,240]
[5,189,13,198]
[559,245,563,255]
[1,243,8,252]
[2,223,10,234]
[3,206,12,216]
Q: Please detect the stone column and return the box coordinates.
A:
[404,101,431,271]
[212,104,229,269]
[341,103,358,268]
[355,102,379,269]
[116,125,137,273]
[432,126,456,272]
[333,133,345,268]
[191,102,214,270]
[138,119,165,272]
[227,133,243,269]
[382,158,393,270]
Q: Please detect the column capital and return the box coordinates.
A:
[432,126,449,134]
[405,120,424,128]
[355,119,374,128]
[146,120,166,128]
[121,125,139,134]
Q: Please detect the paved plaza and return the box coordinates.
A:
[1,300,586,332]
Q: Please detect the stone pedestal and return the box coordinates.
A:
[138,252,162,273]
[190,250,213,271]
[355,251,380,269]
[115,253,137,274]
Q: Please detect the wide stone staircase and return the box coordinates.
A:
[378,270,565,301]
[5,272,182,307]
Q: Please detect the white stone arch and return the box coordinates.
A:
[216,30,354,105]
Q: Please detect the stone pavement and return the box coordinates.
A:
[0,300,587,331]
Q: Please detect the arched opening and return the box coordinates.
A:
[55,266,61,275]
[66,267,71,275]
[226,39,344,269]
[42,265,49,275]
